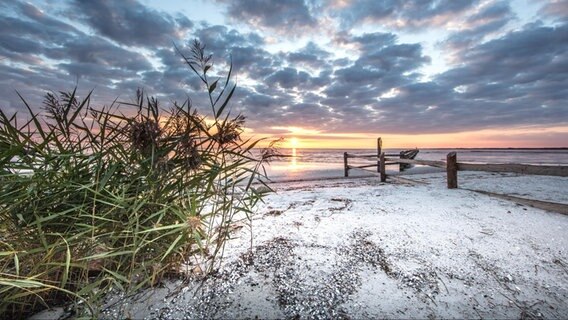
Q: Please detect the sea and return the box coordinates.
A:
[263,148,568,182]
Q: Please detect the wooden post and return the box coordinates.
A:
[447,152,458,189]
[344,152,349,177]
[399,150,405,171]
[377,137,382,173]
[380,152,386,182]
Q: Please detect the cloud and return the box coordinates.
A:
[441,1,515,60]
[0,0,566,143]
[387,23,568,133]
[217,0,317,32]
[332,0,480,30]
[0,1,162,113]
[50,37,153,72]
[538,0,568,21]
[226,31,429,131]
[325,32,431,105]
[69,0,192,47]
[0,1,83,63]
[243,23,568,135]
[265,67,312,89]
[282,42,332,69]
[188,25,278,79]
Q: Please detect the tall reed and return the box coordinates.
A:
[0,40,273,318]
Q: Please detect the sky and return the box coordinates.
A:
[0,0,567,148]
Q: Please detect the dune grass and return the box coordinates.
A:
[0,40,274,318]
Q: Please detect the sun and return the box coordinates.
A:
[290,137,299,148]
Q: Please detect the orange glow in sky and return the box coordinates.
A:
[247,125,568,149]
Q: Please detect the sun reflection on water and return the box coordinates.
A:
[290,147,297,170]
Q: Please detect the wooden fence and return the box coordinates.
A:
[344,138,568,188]
[343,137,413,179]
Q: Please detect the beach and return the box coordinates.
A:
[4,1,568,317]
[82,171,568,319]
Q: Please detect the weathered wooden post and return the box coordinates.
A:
[399,150,405,171]
[377,137,382,173]
[344,152,349,177]
[380,152,386,182]
[447,152,458,189]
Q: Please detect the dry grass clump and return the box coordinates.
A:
[0,40,273,318]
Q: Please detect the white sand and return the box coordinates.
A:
[36,172,568,319]
[408,171,568,204]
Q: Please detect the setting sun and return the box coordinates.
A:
[289,137,299,148]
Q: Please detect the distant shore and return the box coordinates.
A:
[276,147,568,151]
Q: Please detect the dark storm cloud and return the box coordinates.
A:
[333,0,479,29]
[217,0,317,31]
[69,0,192,47]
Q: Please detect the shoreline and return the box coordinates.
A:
[33,172,568,319]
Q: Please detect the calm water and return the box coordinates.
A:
[264,148,568,181]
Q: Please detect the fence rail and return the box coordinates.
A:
[385,157,446,168]
[345,153,401,159]
[456,163,568,176]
